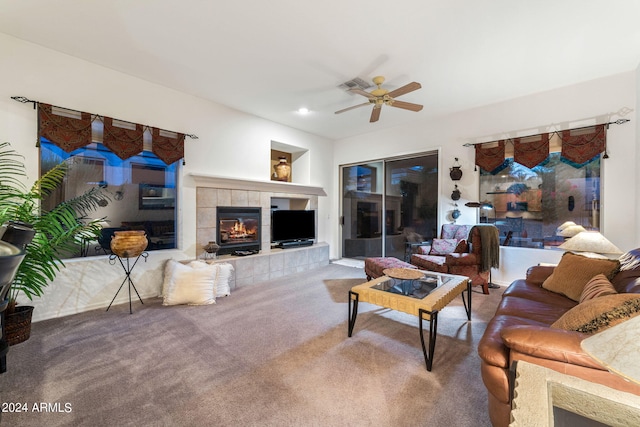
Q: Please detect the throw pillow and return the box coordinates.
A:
[579,274,618,303]
[417,245,431,255]
[190,261,234,297]
[429,238,459,255]
[216,263,234,297]
[163,260,216,306]
[551,294,640,333]
[541,252,620,302]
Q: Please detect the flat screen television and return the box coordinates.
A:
[271,210,315,243]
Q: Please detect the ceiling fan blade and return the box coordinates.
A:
[348,88,375,99]
[387,82,421,98]
[370,106,381,123]
[335,102,370,114]
[389,100,423,112]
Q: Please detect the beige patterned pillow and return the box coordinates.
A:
[542,252,620,302]
[551,294,640,333]
[579,274,617,303]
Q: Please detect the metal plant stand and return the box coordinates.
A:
[107,252,148,314]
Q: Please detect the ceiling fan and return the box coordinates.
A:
[335,76,423,123]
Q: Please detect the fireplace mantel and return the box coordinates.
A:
[189,173,326,196]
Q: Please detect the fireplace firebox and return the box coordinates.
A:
[216,207,261,255]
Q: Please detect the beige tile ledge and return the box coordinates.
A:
[189,173,326,196]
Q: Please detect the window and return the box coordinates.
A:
[479,149,600,250]
[41,140,178,258]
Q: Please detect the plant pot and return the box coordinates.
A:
[5,305,34,346]
[110,230,148,258]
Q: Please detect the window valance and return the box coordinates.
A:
[12,97,197,165]
[470,122,619,174]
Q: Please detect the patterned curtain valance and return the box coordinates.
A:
[560,124,606,166]
[31,99,196,165]
[38,103,93,152]
[472,123,612,172]
[152,128,184,165]
[103,117,144,160]
[475,140,506,173]
[513,133,549,169]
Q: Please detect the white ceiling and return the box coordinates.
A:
[2,0,640,140]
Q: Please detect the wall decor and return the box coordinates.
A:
[450,158,463,181]
[451,184,461,200]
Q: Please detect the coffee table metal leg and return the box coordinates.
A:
[348,291,359,337]
[419,308,438,371]
[461,279,472,320]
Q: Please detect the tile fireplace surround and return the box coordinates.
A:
[192,173,329,287]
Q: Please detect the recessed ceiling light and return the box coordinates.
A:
[297,107,310,114]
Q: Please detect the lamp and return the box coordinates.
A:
[581,315,640,385]
[558,231,623,258]
[465,201,495,224]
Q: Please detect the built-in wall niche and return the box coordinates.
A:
[271,197,310,210]
[270,140,310,185]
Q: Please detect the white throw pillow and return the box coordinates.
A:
[189,260,234,298]
[162,260,216,306]
[215,263,233,297]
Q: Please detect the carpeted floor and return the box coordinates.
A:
[0,263,503,426]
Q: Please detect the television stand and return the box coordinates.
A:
[277,240,313,249]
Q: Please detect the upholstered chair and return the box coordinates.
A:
[411,225,499,294]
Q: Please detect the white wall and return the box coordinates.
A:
[333,70,638,285]
[0,34,334,321]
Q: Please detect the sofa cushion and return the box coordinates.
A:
[410,254,448,273]
[551,294,640,333]
[478,314,551,369]
[542,252,620,302]
[579,274,617,303]
[503,279,574,307]
[496,295,576,325]
[429,238,458,255]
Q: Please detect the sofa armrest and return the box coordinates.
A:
[525,265,555,285]
[445,252,478,266]
[500,325,604,370]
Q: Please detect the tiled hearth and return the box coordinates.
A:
[192,173,329,287]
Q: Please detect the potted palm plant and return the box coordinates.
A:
[0,142,106,344]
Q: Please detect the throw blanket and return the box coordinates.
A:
[472,224,500,272]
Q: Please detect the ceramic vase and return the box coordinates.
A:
[110,230,148,258]
[449,166,463,181]
[273,157,291,182]
[203,241,220,259]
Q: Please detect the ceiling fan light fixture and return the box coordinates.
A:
[334,75,423,122]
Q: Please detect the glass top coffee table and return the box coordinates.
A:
[348,268,471,371]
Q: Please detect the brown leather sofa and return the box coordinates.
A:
[477,249,640,427]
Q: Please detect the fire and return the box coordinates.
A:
[220,218,257,241]
[232,220,247,235]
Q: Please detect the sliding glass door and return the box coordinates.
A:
[341,161,384,258]
[340,152,438,259]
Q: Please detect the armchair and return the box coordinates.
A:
[411,224,499,294]
[409,224,472,257]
